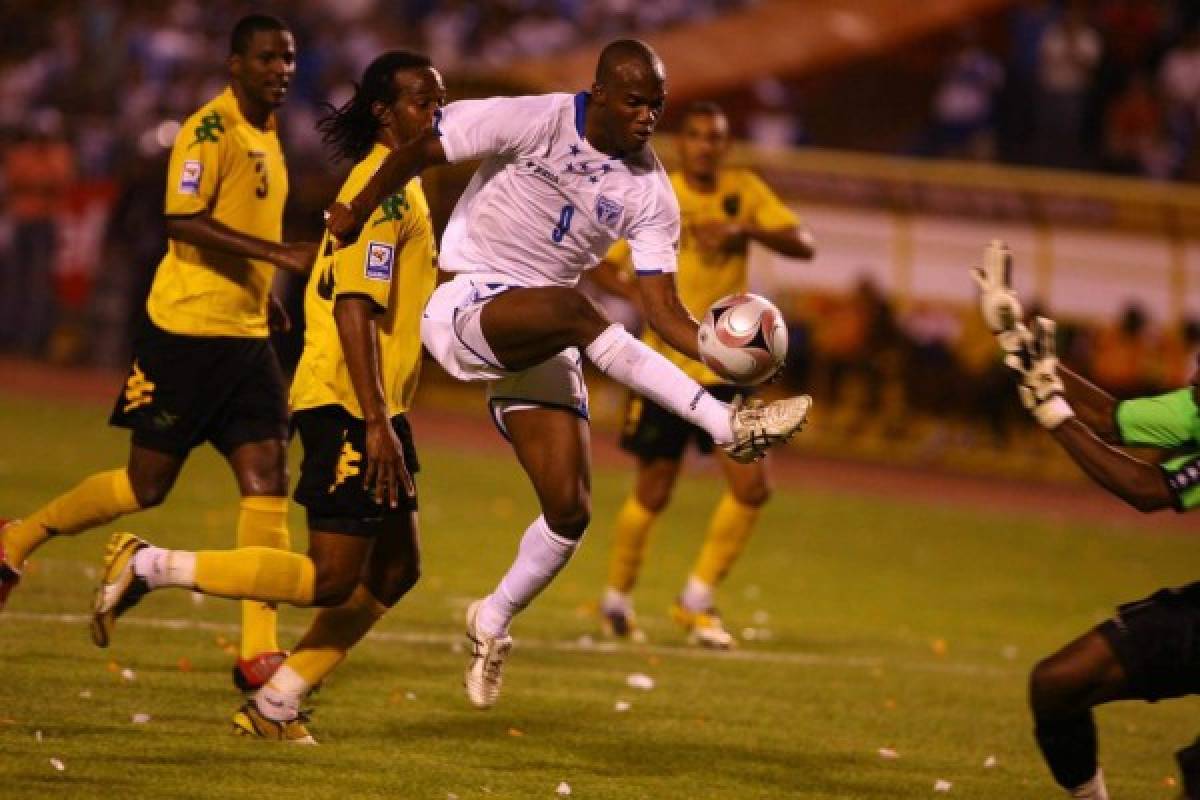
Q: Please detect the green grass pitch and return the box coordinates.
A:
[0,391,1196,799]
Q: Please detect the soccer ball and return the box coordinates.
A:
[697,293,788,385]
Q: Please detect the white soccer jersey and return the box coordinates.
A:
[436,92,680,287]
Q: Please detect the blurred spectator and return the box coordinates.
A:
[809,277,897,433]
[1089,302,1156,397]
[1101,71,1172,177]
[1158,26,1200,177]
[1000,0,1056,164]
[956,310,1021,447]
[900,301,962,419]
[423,1,482,72]
[1034,0,1103,168]
[1097,0,1165,80]
[0,113,75,356]
[1158,316,1200,387]
[745,77,807,150]
[918,27,1005,160]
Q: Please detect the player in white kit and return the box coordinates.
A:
[325,40,811,709]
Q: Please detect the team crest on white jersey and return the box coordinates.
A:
[595,194,623,227]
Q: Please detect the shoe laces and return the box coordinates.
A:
[751,401,805,444]
[482,640,509,684]
[467,630,484,659]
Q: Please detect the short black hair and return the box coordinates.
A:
[317,50,434,163]
[595,39,663,84]
[230,14,289,56]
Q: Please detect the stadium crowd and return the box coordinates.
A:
[918,0,1200,179]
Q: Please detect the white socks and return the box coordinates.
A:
[133,546,196,589]
[477,516,579,637]
[585,324,733,445]
[1069,769,1109,800]
[680,575,715,613]
[603,587,633,614]
[255,665,309,722]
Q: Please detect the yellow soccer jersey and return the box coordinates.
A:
[608,168,798,384]
[290,143,437,419]
[146,87,289,337]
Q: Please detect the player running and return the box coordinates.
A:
[0,14,314,691]
[974,241,1200,800]
[90,51,441,742]
[593,100,815,648]
[324,39,812,710]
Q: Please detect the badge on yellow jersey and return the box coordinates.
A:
[366,242,395,281]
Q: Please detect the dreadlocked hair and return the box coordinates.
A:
[318,50,433,163]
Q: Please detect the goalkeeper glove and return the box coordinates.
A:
[1004,316,1075,430]
[971,239,1028,355]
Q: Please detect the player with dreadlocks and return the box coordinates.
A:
[90,50,444,743]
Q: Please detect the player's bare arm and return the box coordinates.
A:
[266,293,291,333]
[637,272,702,361]
[165,213,317,275]
[745,224,816,259]
[998,309,1174,512]
[970,240,1121,445]
[333,296,413,507]
[1056,364,1122,443]
[1050,420,1174,511]
[692,220,815,260]
[326,133,447,242]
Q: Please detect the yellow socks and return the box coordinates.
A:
[606,497,658,593]
[194,546,315,607]
[3,468,140,566]
[692,493,761,588]
[284,585,388,689]
[254,585,388,719]
[236,496,290,659]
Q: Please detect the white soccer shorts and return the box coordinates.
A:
[421,274,589,438]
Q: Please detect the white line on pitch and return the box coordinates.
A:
[2,610,1011,678]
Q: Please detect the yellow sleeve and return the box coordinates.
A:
[164,108,225,216]
[331,200,404,312]
[744,172,798,231]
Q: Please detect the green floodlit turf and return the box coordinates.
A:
[0,392,1196,799]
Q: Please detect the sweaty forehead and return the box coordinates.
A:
[395,67,444,95]
[606,59,665,92]
[245,29,294,54]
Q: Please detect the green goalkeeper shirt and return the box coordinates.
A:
[1116,387,1200,511]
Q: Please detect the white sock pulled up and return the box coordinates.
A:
[585,324,732,444]
[477,516,579,637]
